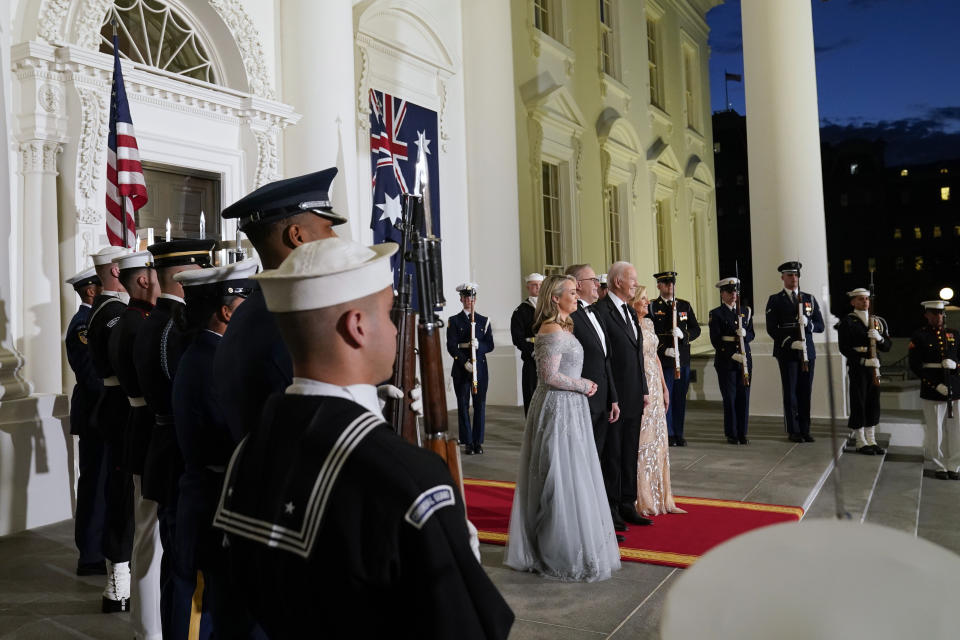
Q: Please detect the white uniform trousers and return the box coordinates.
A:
[131,475,163,640]
[921,400,960,472]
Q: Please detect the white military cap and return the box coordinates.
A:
[922,300,947,310]
[715,277,740,289]
[174,259,259,298]
[598,273,608,285]
[90,245,128,266]
[456,282,479,296]
[254,238,397,313]
[847,288,870,297]
[65,267,99,289]
[112,250,154,271]
[524,272,545,283]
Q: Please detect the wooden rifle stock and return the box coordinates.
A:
[671,299,681,379]
[388,302,419,444]
[867,314,881,387]
[798,293,809,372]
[735,297,750,387]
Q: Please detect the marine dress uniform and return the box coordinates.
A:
[215,168,347,440]
[708,278,754,444]
[65,268,107,576]
[447,283,494,454]
[86,246,133,612]
[172,261,260,638]
[648,271,701,446]
[108,250,162,639]
[212,238,514,639]
[908,300,960,479]
[765,262,825,442]
[510,273,543,414]
[837,288,892,455]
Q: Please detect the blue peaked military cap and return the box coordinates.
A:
[654,270,678,283]
[777,261,802,274]
[221,167,347,232]
[148,239,216,269]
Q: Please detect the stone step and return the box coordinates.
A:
[863,452,924,535]
[804,440,887,521]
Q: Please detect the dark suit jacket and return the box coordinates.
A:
[595,295,648,419]
[571,302,618,416]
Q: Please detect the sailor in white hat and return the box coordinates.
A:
[211,238,514,638]
[708,277,754,444]
[837,288,891,455]
[598,273,608,300]
[447,282,494,454]
[909,299,960,479]
[511,273,544,413]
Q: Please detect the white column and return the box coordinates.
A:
[278,0,360,241]
[741,0,844,419]
[18,139,63,395]
[462,0,524,405]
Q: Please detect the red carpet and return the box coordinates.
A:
[465,478,803,568]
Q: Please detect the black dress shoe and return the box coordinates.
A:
[856,445,876,455]
[616,534,626,543]
[949,471,960,481]
[727,437,739,445]
[668,436,677,447]
[464,446,475,456]
[473,445,483,455]
[611,510,628,532]
[788,434,803,443]
[802,434,815,443]
[869,444,886,455]
[101,595,129,613]
[738,437,749,445]
[620,509,654,526]
[677,437,688,446]
[77,560,107,576]
[935,470,950,480]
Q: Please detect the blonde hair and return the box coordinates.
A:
[631,284,649,317]
[533,274,576,333]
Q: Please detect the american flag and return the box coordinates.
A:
[105,34,148,248]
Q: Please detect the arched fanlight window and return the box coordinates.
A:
[98,0,217,84]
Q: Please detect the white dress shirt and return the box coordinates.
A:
[579,300,607,355]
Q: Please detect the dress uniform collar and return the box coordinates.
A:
[285,377,384,421]
[853,309,869,327]
[526,296,537,308]
[102,289,129,303]
[80,302,92,309]
[159,292,185,305]
[725,302,736,311]
[783,288,798,297]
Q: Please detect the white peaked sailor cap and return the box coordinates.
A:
[90,245,128,266]
[456,282,479,296]
[254,238,397,312]
[174,259,259,287]
[847,288,870,297]
[599,273,608,285]
[112,250,154,271]
[716,277,740,289]
[524,272,545,283]
[922,300,947,310]
[65,267,100,288]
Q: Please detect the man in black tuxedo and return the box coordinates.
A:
[593,261,652,529]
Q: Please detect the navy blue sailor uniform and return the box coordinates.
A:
[838,312,891,432]
[709,303,754,442]
[447,310,494,451]
[510,299,537,414]
[765,289,825,438]
[212,391,515,639]
[648,297,701,442]
[67,302,108,572]
[109,297,155,476]
[87,290,135,568]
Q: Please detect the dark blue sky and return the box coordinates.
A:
[707,0,960,163]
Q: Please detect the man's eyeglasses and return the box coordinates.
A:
[578,278,600,285]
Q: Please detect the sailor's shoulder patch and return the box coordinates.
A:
[106,316,120,328]
[77,328,88,345]
[404,484,456,530]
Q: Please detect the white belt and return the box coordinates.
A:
[458,342,474,348]
[721,336,736,342]
[128,396,147,407]
[922,363,951,369]
[854,346,868,353]
[102,376,120,387]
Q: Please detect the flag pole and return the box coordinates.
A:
[111,17,130,249]
[724,69,730,110]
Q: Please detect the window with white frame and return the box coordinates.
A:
[599,0,618,78]
[647,16,663,109]
[534,0,562,41]
[99,0,217,84]
[542,162,564,274]
[605,185,622,263]
[683,44,700,131]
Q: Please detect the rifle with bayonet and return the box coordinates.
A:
[735,261,750,386]
[797,260,810,372]
[386,206,419,445]
[672,266,681,380]
[470,300,479,395]
[868,271,880,387]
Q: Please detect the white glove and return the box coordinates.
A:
[867,328,882,341]
[942,359,957,370]
[936,383,950,397]
[464,361,474,373]
[409,385,423,416]
[466,519,481,563]
[470,338,479,349]
[731,353,745,364]
[790,340,805,351]
[800,314,809,327]
[664,348,677,358]
[377,384,424,417]
[736,327,747,337]
[672,326,684,339]
[861,357,880,368]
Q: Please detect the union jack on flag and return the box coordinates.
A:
[369,89,440,280]
[105,34,148,248]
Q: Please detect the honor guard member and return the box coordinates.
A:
[648,271,701,446]
[598,273,609,300]
[109,250,163,639]
[212,238,514,639]
[172,260,260,638]
[66,267,107,576]
[134,239,214,637]
[838,288,891,455]
[709,278,754,444]
[215,168,346,441]
[86,246,134,612]
[765,261,825,443]
[510,273,543,413]
[447,283,495,454]
[908,300,960,480]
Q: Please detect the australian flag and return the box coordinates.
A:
[369,89,441,281]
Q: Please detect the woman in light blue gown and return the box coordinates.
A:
[504,275,621,582]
